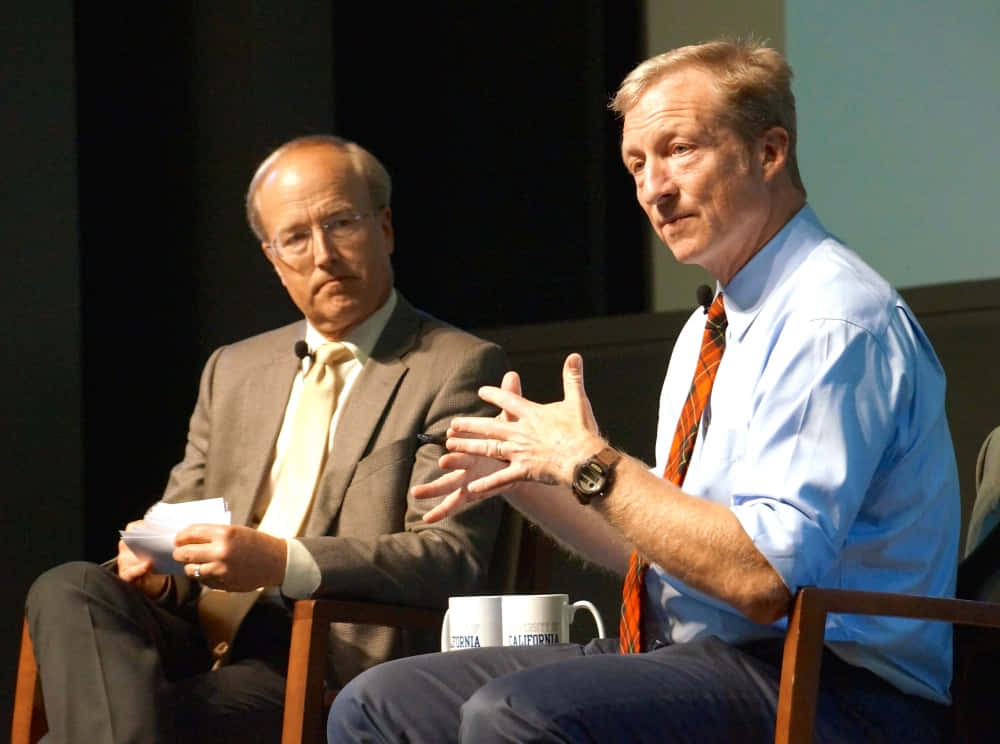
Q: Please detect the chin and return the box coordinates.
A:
[309,302,360,330]
[663,241,702,266]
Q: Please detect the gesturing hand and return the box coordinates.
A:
[416,354,605,522]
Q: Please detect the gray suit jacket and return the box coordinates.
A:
[159,295,508,684]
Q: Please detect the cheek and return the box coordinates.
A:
[285,276,315,307]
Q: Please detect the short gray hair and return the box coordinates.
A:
[245,134,393,242]
[611,38,804,193]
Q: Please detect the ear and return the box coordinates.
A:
[261,242,288,287]
[758,126,790,181]
[378,206,395,256]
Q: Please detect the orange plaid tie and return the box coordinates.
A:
[619,292,727,653]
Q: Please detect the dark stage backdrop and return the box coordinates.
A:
[1,0,643,727]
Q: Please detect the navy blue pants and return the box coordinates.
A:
[327,636,947,743]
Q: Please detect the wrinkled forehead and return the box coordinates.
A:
[620,69,727,153]
[623,68,725,128]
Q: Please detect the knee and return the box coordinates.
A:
[26,561,114,621]
[460,677,550,742]
[327,663,401,743]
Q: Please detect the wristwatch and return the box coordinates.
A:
[571,446,621,505]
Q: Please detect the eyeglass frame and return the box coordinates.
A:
[265,206,385,267]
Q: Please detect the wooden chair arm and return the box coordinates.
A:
[775,587,1000,744]
[281,599,445,744]
[12,618,46,744]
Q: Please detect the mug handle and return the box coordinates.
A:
[440,608,451,651]
[569,600,606,638]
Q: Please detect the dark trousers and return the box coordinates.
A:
[25,561,290,744]
[327,635,947,743]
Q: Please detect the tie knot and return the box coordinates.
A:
[707,293,726,326]
[313,341,354,368]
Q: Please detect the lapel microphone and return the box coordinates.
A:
[294,340,315,374]
[696,284,713,314]
[294,340,314,361]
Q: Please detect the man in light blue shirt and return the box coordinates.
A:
[647,204,957,704]
[327,38,958,743]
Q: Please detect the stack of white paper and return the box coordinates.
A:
[120,498,231,574]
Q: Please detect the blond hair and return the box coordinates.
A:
[611,38,804,192]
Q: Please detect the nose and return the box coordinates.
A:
[637,157,676,207]
[311,223,339,265]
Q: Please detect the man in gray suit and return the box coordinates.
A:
[25,135,507,743]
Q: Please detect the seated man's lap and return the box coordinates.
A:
[28,560,293,742]
[460,637,781,744]
[329,636,947,744]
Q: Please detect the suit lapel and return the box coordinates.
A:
[302,297,422,535]
[228,324,303,527]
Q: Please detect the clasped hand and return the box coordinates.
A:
[415,353,605,522]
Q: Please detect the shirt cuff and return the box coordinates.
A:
[282,538,322,598]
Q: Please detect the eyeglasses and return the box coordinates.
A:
[268,209,378,267]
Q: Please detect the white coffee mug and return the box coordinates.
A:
[501,593,606,647]
[440,595,503,651]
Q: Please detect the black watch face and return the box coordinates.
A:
[576,461,606,494]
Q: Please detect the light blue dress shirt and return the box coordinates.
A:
[645,205,959,703]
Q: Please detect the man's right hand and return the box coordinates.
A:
[117,521,169,598]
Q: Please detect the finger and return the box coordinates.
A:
[184,560,214,581]
[411,469,470,501]
[447,419,518,442]
[562,353,600,431]
[173,523,220,545]
[422,489,473,523]
[465,465,524,497]
[445,434,511,459]
[446,415,498,437]
[561,353,587,405]
[117,539,137,560]
[500,370,522,397]
[118,557,153,582]
[438,451,482,470]
[173,545,203,566]
[476,385,535,420]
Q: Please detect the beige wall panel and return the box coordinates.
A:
[642,0,784,310]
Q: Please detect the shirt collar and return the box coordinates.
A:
[304,288,398,365]
[720,204,826,342]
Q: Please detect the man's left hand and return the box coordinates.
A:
[442,353,604,497]
[173,524,287,591]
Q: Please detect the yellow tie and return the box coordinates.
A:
[259,341,354,537]
[199,341,354,667]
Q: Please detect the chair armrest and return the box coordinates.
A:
[282,599,445,744]
[774,587,1000,744]
[12,618,47,744]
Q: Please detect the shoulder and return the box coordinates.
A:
[783,238,942,379]
[382,296,508,370]
[203,321,303,376]
[414,309,504,355]
[789,237,898,334]
[408,310,509,385]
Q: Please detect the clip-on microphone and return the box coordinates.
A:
[294,340,315,373]
[696,284,714,314]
